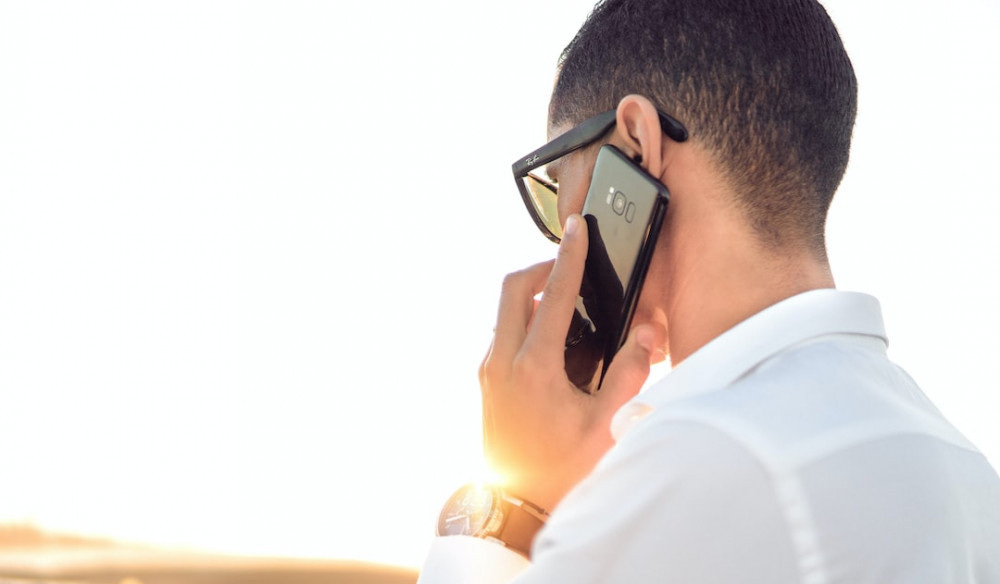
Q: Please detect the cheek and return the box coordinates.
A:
[557,178,589,227]
[556,153,599,227]
[556,190,575,228]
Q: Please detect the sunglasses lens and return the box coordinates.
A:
[522,169,563,241]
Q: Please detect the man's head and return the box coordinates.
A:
[550,0,857,257]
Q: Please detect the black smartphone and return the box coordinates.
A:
[564,145,669,393]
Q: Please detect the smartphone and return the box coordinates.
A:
[564,145,669,393]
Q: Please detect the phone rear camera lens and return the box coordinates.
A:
[613,192,627,215]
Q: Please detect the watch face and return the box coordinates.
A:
[438,483,500,537]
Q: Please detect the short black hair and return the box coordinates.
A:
[551,0,857,254]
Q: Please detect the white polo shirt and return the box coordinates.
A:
[419,290,1000,583]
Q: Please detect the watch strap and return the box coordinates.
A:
[496,491,548,557]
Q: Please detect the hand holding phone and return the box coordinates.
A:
[565,145,669,393]
[478,144,669,510]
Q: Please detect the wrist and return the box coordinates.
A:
[500,469,582,515]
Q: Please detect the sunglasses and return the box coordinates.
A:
[511,109,688,243]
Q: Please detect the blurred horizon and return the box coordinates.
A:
[0,523,418,583]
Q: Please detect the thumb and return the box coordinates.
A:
[596,323,667,412]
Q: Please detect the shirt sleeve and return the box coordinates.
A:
[511,420,801,583]
[416,534,530,584]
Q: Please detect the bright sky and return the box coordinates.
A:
[1,0,998,570]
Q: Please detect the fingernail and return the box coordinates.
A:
[636,326,666,362]
[636,326,654,352]
[564,214,579,236]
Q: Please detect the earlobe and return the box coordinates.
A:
[616,95,665,178]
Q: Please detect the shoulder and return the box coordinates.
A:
[520,335,1000,583]
[629,333,968,469]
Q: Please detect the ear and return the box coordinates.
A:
[615,95,666,179]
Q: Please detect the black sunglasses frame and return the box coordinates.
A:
[512,109,689,242]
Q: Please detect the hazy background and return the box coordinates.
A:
[1,0,998,569]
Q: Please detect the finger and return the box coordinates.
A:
[523,214,588,360]
[490,260,554,366]
[596,322,667,413]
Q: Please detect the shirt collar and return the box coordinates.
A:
[611,289,888,439]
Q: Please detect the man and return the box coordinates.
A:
[420,0,1000,582]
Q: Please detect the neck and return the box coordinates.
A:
[648,157,835,364]
[635,143,836,367]
[662,239,835,365]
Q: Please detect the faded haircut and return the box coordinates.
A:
[551,0,858,255]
